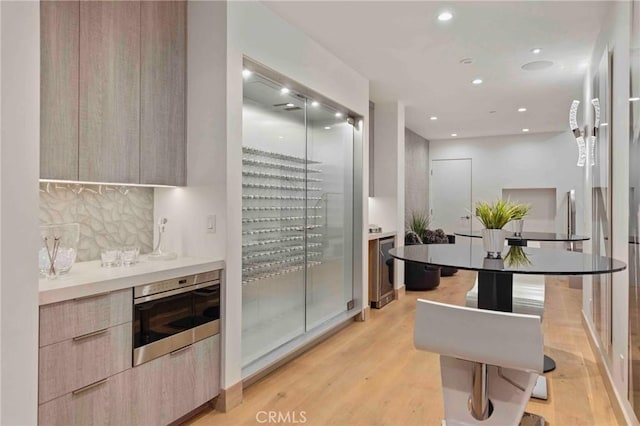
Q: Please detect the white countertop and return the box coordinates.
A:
[368,230,397,240]
[39,256,225,305]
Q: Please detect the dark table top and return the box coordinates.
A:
[389,243,626,275]
[454,230,590,242]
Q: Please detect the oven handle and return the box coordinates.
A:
[134,281,219,304]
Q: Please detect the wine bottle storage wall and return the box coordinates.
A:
[242,147,324,285]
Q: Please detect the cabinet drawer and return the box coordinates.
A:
[39,368,132,426]
[39,322,132,404]
[130,334,220,425]
[163,334,221,423]
[40,289,132,347]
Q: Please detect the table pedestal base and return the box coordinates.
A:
[543,355,556,372]
[477,271,513,311]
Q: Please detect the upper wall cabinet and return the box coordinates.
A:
[79,1,141,183]
[40,1,186,186]
[40,1,79,181]
[140,1,186,186]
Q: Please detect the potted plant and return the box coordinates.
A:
[402,212,457,291]
[510,204,531,236]
[474,199,526,258]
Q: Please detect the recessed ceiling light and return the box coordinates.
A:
[242,69,252,78]
[522,128,530,132]
[521,61,554,71]
[451,133,457,137]
[281,87,290,94]
[531,48,542,54]
[286,103,294,107]
[438,11,453,21]
[278,136,284,139]
[311,101,319,107]
[335,112,342,117]
[430,116,438,121]
[324,126,331,130]
[459,58,473,65]
[472,78,483,85]
[517,107,527,112]
[630,97,640,102]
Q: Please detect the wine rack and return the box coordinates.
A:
[242,147,324,285]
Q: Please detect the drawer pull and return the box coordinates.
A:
[73,328,109,342]
[170,345,192,356]
[72,378,108,396]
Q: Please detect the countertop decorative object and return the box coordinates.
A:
[39,223,80,279]
[39,256,224,305]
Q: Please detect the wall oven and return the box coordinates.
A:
[133,270,221,366]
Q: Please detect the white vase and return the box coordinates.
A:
[481,228,506,259]
[512,219,524,236]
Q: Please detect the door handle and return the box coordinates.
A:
[460,215,471,220]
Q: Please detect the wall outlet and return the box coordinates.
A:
[206,214,216,233]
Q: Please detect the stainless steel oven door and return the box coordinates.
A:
[133,283,220,366]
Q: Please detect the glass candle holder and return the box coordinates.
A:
[39,223,79,279]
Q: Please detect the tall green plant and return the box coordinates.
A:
[511,203,531,220]
[475,199,521,229]
[407,211,431,240]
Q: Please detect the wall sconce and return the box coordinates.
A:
[569,100,587,167]
[590,98,600,167]
[569,99,600,167]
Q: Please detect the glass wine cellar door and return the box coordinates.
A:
[241,69,357,368]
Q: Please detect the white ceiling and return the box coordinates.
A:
[264,1,610,141]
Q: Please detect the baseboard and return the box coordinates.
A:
[394,285,406,300]
[215,380,243,413]
[355,306,370,322]
[582,311,637,425]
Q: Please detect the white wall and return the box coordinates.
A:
[581,2,633,423]
[0,1,40,424]
[369,102,405,288]
[227,0,369,384]
[430,131,584,235]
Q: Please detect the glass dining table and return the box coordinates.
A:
[389,242,625,418]
[454,230,590,247]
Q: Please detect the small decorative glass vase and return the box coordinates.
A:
[512,219,525,236]
[39,223,80,279]
[481,228,506,259]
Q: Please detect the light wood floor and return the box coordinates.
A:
[188,270,619,426]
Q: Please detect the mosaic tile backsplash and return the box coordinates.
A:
[39,183,154,262]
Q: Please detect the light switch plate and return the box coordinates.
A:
[206,214,216,233]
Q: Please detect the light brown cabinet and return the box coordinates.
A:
[39,367,133,426]
[131,335,221,425]
[40,0,186,186]
[78,1,141,183]
[39,322,132,404]
[140,1,186,186]
[40,1,79,180]
[39,289,131,347]
[38,289,221,425]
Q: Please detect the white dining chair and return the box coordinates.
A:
[414,299,545,426]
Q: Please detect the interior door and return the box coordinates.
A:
[430,159,472,234]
